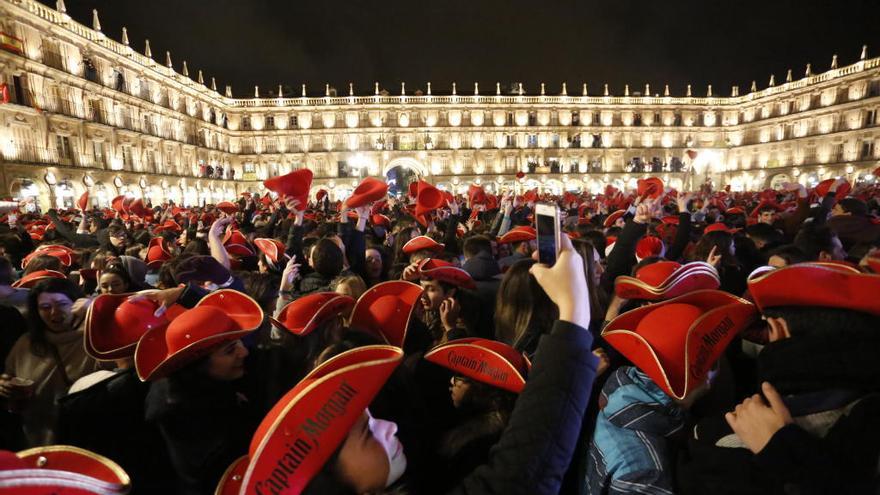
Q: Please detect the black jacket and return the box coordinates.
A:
[677,327,880,495]
[57,369,173,494]
[144,372,263,495]
[447,320,597,495]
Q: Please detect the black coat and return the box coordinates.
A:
[446,320,598,495]
[144,372,263,495]
[677,327,880,495]
[57,369,173,494]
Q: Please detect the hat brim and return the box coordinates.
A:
[214,455,248,495]
[271,294,356,337]
[748,262,880,316]
[425,338,527,393]
[418,262,477,290]
[17,445,131,488]
[11,270,67,289]
[134,290,263,381]
[602,290,757,400]
[615,264,720,301]
[350,281,423,347]
[242,346,403,494]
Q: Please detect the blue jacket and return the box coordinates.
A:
[586,366,685,495]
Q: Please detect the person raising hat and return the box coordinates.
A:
[679,263,880,494]
[403,258,480,346]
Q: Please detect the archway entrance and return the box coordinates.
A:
[383,157,427,196]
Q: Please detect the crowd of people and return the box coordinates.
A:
[0,167,879,494]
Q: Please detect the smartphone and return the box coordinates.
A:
[535,203,561,266]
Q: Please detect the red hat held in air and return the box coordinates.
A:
[602,290,758,400]
[415,180,445,217]
[498,226,537,244]
[424,338,531,393]
[346,177,388,208]
[264,169,314,207]
[253,238,288,267]
[85,293,182,360]
[637,177,664,199]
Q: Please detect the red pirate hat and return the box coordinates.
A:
[84,294,181,360]
[748,262,880,316]
[468,184,487,205]
[110,195,126,213]
[402,235,445,255]
[153,220,183,234]
[134,290,264,381]
[11,270,67,289]
[602,290,758,400]
[77,192,89,211]
[346,177,388,208]
[637,177,664,199]
[603,209,626,228]
[704,222,738,234]
[315,189,328,202]
[635,235,665,261]
[350,281,423,347]
[264,169,314,206]
[240,346,404,495]
[562,191,579,206]
[615,261,720,301]
[215,455,248,495]
[522,189,539,204]
[223,230,255,257]
[146,238,172,269]
[498,226,537,244]
[725,207,745,216]
[21,245,75,270]
[216,201,238,215]
[271,292,355,337]
[815,178,851,198]
[424,338,530,393]
[127,199,148,218]
[515,171,525,180]
[371,213,391,229]
[253,238,287,266]
[866,255,880,274]
[417,258,476,290]
[661,215,680,225]
[13,444,131,489]
[415,181,444,217]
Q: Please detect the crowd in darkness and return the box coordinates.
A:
[0,170,879,494]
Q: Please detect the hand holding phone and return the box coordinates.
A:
[535,203,561,266]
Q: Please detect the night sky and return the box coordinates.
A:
[40,0,880,98]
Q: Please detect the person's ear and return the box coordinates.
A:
[766,316,791,342]
[818,250,832,261]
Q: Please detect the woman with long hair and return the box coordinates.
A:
[0,277,97,446]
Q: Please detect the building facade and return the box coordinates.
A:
[1,0,879,209]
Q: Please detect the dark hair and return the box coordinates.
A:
[582,230,608,259]
[838,198,868,216]
[763,306,879,338]
[312,238,344,278]
[26,277,83,357]
[24,254,64,274]
[793,223,837,261]
[463,235,492,259]
[0,256,14,286]
[745,223,783,248]
[182,238,210,255]
[766,244,807,266]
[99,264,133,292]
[692,231,738,268]
[235,271,280,313]
[494,259,557,354]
